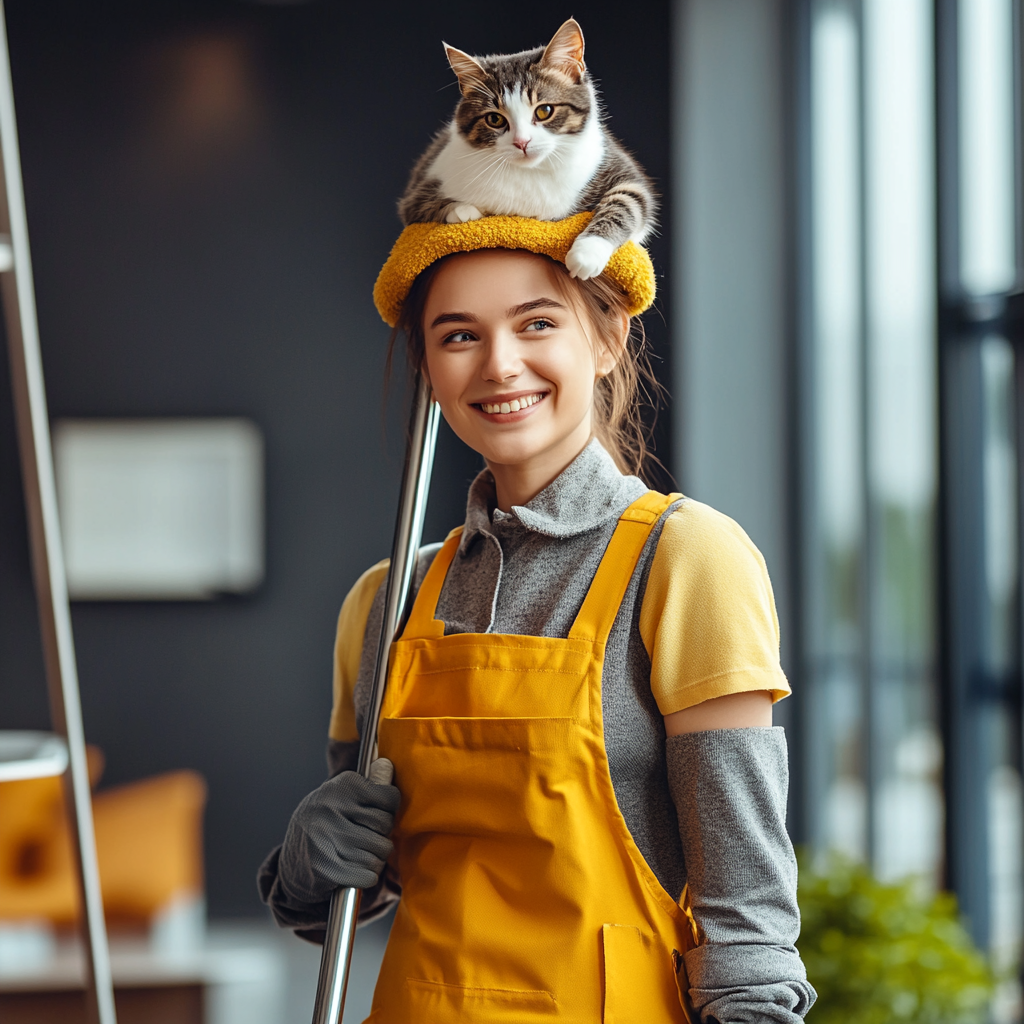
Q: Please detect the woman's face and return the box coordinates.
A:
[421,250,619,476]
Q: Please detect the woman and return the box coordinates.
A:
[259,217,815,1023]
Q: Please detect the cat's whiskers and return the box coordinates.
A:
[451,146,495,162]
[457,150,506,176]
[545,146,568,169]
[460,151,513,192]
[477,154,517,195]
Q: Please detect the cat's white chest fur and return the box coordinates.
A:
[428,116,605,221]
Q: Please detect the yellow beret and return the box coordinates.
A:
[373,211,656,328]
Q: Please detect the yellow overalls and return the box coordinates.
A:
[372,491,694,1023]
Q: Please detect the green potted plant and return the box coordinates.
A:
[797,855,995,1023]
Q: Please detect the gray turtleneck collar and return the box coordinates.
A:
[459,438,645,555]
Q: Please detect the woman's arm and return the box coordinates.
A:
[640,503,815,1022]
[259,545,444,937]
[663,689,772,735]
[259,560,396,938]
[667,728,815,1024]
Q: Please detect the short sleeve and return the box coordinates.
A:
[638,501,791,716]
[328,559,390,743]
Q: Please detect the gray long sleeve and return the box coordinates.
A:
[666,727,816,1023]
[257,738,400,941]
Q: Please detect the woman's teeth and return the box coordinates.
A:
[480,393,544,415]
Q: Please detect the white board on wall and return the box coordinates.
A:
[53,419,264,600]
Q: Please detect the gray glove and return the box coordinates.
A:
[278,757,400,904]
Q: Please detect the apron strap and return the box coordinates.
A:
[568,490,683,645]
[399,527,463,640]
[401,490,681,644]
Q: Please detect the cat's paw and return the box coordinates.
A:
[445,204,483,224]
[565,235,616,279]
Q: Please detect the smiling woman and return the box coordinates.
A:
[259,218,814,1024]
[421,250,625,510]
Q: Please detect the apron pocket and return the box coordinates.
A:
[602,924,684,1024]
[405,978,557,1021]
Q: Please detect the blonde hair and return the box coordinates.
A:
[388,251,664,481]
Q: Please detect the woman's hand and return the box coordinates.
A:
[663,690,773,736]
[278,757,400,904]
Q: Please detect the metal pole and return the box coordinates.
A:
[0,5,116,1023]
[311,373,440,1024]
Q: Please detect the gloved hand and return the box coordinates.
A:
[278,757,400,904]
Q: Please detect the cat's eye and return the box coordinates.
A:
[484,112,507,129]
[534,104,554,121]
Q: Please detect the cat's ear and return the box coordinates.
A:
[444,44,490,98]
[540,18,586,83]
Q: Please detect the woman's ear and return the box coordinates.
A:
[595,309,629,378]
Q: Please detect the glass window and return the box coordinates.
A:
[802,0,1024,1009]
[806,0,868,862]
[863,0,941,887]
[803,0,942,888]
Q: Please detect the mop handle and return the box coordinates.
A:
[311,373,440,1024]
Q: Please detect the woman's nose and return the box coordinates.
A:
[481,335,522,382]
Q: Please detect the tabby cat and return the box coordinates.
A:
[399,18,657,281]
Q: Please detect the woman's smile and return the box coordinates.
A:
[472,390,549,419]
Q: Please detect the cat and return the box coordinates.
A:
[399,18,657,281]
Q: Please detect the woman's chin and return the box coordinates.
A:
[475,439,553,469]
[475,433,590,474]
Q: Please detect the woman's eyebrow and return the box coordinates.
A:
[506,297,567,318]
[430,311,479,327]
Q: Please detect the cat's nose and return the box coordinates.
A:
[513,137,530,154]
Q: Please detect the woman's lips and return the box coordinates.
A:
[472,391,548,418]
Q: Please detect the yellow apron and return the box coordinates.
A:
[372,490,695,1023]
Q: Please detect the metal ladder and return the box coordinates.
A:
[0,2,116,1021]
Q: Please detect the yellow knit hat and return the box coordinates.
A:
[373,211,656,328]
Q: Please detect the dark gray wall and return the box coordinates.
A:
[0,0,672,916]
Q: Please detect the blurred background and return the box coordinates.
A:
[0,0,1020,1021]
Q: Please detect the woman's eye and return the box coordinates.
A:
[484,111,507,129]
[442,330,475,344]
[534,104,554,121]
[525,319,554,331]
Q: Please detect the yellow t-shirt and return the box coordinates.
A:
[328,500,790,743]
